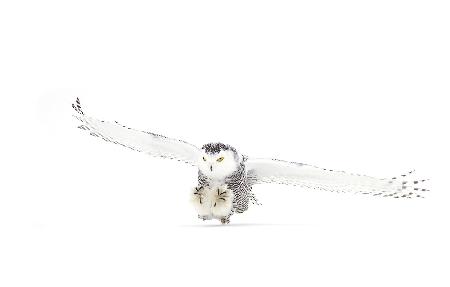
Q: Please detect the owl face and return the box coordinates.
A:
[198,143,240,180]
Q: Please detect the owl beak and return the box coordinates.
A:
[210,165,213,172]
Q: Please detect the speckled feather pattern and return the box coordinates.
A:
[198,162,259,217]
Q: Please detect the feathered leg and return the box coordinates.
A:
[211,185,234,224]
[191,185,235,223]
[191,186,212,220]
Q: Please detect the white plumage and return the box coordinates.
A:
[73,98,429,224]
[73,98,201,166]
[246,159,428,198]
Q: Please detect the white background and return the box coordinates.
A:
[1,1,449,286]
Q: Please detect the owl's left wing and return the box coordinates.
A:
[72,98,201,166]
[246,158,429,198]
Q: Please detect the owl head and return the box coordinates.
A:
[198,142,241,179]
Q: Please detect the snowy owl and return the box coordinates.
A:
[72,98,429,224]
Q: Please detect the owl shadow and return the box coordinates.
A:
[179,223,307,228]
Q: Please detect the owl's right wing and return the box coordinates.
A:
[246,158,429,198]
[72,98,201,166]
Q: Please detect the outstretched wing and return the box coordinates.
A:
[246,158,429,198]
[72,98,201,166]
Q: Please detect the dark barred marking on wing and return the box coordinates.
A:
[225,163,260,213]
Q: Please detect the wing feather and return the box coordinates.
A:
[72,98,201,166]
[246,158,429,198]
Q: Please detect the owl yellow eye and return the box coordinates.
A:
[202,157,207,161]
[217,157,224,162]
